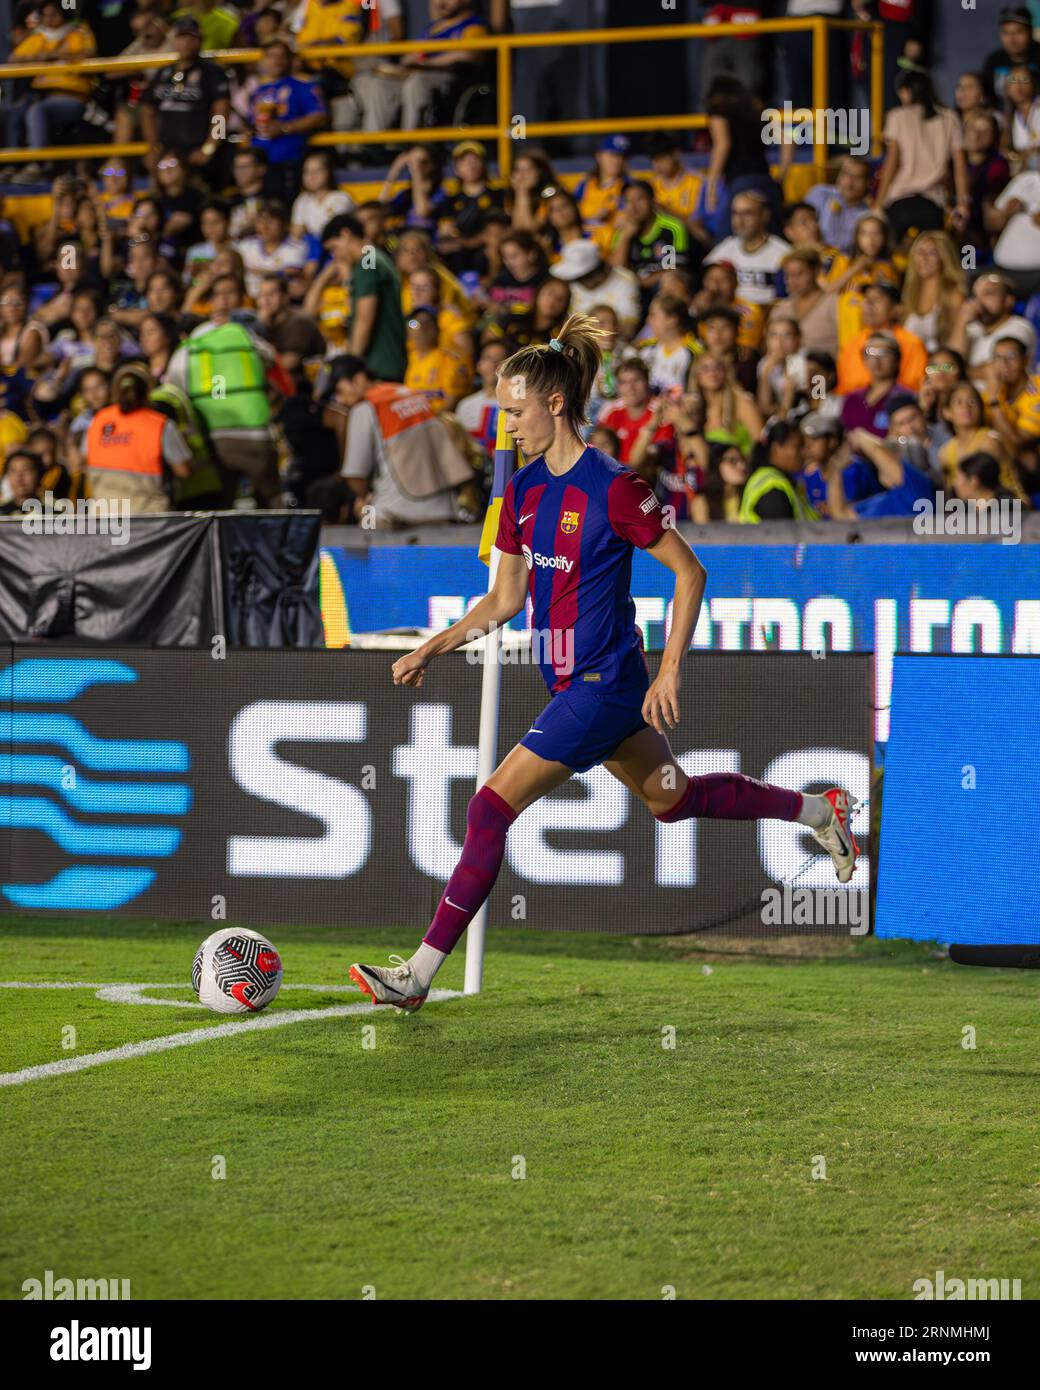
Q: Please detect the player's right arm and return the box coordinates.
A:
[392,550,528,687]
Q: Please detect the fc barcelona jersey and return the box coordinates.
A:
[494,446,668,695]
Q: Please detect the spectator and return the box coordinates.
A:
[295,0,364,97]
[696,303,759,393]
[774,248,839,358]
[319,212,406,382]
[645,133,704,229]
[85,362,192,513]
[166,273,284,506]
[548,239,641,340]
[502,276,571,350]
[140,19,230,182]
[839,282,927,394]
[379,147,438,238]
[987,334,1040,454]
[839,333,912,442]
[138,311,180,384]
[955,72,999,130]
[805,157,873,257]
[918,346,966,444]
[249,41,329,206]
[544,189,588,259]
[827,427,938,518]
[404,307,472,413]
[950,271,1038,380]
[704,190,790,312]
[981,5,1040,106]
[508,148,558,232]
[255,273,327,382]
[962,113,1012,257]
[1002,64,1040,170]
[236,200,308,301]
[573,136,630,232]
[954,450,1021,508]
[1,2,97,185]
[756,314,808,421]
[185,199,235,288]
[456,337,510,453]
[596,358,675,466]
[610,181,694,315]
[487,229,548,316]
[0,449,44,514]
[352,0,487,132]
[739,420,818,522]
[292,151,355,267]
[310,355,479,526]
[226,148,270,241]
[987,162,1040,299]
[704,73,784,237]
[640,294,698,393]
[432,141,507,279]
[827,214,897,349]
[407,268,474,361]
[154,151,206,255]
[170,1,241,50]
[0,282,48,374]
[111,10,172,153]
[692,351,763,458]
[797,413,847,517]
[689,439,749,522]
[899,232,967,353]
[937,381,1017,495]
[874,69,970,245]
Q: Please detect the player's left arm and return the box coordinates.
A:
[642,528,707,733]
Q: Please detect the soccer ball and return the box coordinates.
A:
[192,928,283,1014]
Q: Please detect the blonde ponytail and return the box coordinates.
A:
[497,311,607,431]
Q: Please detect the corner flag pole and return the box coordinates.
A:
[465,413,518,995]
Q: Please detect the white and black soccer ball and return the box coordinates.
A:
[192,928,283,1014]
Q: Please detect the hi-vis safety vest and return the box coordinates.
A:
[86,405,166,476]
[186,323,271,432]
[150,381,222,503]
[739,465,820,523]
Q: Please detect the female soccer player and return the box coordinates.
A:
[349,314,858,1011]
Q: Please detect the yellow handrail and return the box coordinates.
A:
[0,17,883,178]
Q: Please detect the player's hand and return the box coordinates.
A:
[392,648,429,688]
[642,667,681,734]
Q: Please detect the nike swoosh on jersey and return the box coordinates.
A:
[445,896,470,912]
[519,512,535,525]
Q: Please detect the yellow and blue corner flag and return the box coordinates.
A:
[478,409,521,566]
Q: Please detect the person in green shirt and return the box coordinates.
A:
[321,213,407,383]
[171,1,241,51]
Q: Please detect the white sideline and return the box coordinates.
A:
[0,983,466,1088]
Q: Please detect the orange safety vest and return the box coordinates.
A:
[86,405,167,477]
[365,382,436,441]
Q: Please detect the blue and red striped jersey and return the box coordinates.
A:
[494,446,668,694]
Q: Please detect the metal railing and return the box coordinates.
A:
[0,17,883,177]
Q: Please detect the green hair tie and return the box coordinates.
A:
[549,338,563,352]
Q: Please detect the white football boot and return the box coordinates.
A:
[811,788,861,884]
[349,954,428,1013]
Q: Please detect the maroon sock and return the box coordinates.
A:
[424,784,518,954]
[655,772,802,823]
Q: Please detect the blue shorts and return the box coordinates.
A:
[520,675,651,774]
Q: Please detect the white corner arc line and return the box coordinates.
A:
[0,987,466,1088]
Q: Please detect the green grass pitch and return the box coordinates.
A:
[1,916,1038,1300]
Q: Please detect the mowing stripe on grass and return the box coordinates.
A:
[0,987,466,1087]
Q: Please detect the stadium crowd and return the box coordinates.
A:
[0,0,1039,525]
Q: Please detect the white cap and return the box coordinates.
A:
[549,239,603,282]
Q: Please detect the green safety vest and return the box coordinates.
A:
[150,381,223,505]
[185,323,271,433]
[739,465,820,524]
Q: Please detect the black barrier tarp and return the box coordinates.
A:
[0,512,323,648]
[217,512,323,648]
[0,646,872,935]
[0,514,217,645]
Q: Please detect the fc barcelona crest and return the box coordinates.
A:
[560,510,580,535]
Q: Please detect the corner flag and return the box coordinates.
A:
[477,410,520,566]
